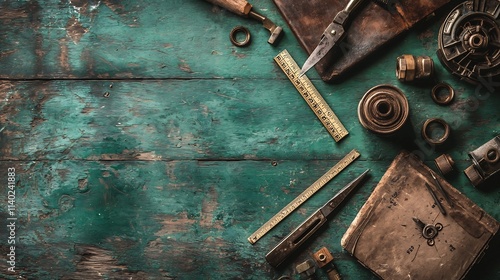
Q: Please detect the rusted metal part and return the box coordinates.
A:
[421,118,450,145]
[435,154,455,176]
[296,259,316,278]
[357,84,409,136]
[464,135,500,187]
[248,11,283,45]
[313,247,342,280]
[396,55,434,82]
[437,1,500,88]
[229,26,251,47]
[431,83,455,105]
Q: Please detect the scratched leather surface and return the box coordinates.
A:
[272,0,451,82]
[340,152,500,280]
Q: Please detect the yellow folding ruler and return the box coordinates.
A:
[274,49,348,142]
[248,149,360,244]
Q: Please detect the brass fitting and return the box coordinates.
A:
[434,154,455,176]
[396,55,434,82]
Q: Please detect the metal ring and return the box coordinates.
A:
[427,239,435,246]
[423,225,439,239]
[484,148,499,164]
[229,26,251,47]
[436,223,443,231]
[431,83,455,105]
[422,118,450,145]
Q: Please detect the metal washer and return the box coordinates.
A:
[230,26,251,47]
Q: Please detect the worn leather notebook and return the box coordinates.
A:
[272,0,451,82]
[341,152,499,280]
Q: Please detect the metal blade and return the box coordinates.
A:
[320,169,370,217]
[299,22,345,77]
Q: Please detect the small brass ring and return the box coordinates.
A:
[422,118,450,145]
[230,26,251,47]
[431,83,455,105]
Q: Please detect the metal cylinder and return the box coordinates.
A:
[358,85,410,136]
[396,54,434,82]
[434,154,455,176]
[464,135,500,188]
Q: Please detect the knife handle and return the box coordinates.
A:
[266,210,327,267]
[204,0,252,16]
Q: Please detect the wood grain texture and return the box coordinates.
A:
[0,0,499,279]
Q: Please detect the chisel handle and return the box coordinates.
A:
[204,0,252,16]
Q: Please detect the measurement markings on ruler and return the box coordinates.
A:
[274,49,348,142]
[248,149,360,244]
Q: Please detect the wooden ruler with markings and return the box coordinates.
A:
[274,49,348,142]
[247,149,360,244]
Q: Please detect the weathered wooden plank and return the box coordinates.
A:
[1,79,499,163]
[1,160,498,279]
[0,0,296,80]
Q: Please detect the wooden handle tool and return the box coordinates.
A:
[204,0,283,45]
[204,0,252,16]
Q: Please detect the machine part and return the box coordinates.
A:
[229,26,251,47]
[296,259,316,278]
[423,225,439,239]
[357,84,410,136]
[435,154,455,176]
[437,1,500,87]
[396,55,434,82]
[300,0,367,76]
[413,217,443,246]
[464,135,500,187]
[204,0,283,45]
[248,11,283,44]
[424,183,446,215]
[431,83,455,105]
[313,247,342,280]
[266,170,370,268]
[421,118,450,145]
[430,171,453,207]
[248,150,360,244]
[274,49,349,142]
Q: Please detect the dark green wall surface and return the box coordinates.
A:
[0,0,499,279]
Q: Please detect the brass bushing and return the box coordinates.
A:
[434,154,455,175]
[431,83,455,105]
[230,26,251,47]
[421,118,450,145]
[396,55,434,82]
[358,85,410,135]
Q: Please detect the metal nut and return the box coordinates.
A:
[396,55,434,82]
[421,118,450,145]
[313,247,334,268]
[434,154,455,176]
[229,26,251,47]
[431,83,455,105]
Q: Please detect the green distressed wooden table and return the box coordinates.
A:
[0,1,499,279]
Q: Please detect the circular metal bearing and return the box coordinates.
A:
[358,84,410,136]
[431,83,455,105]
[230,26,251,47]
[421,118,450,145]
